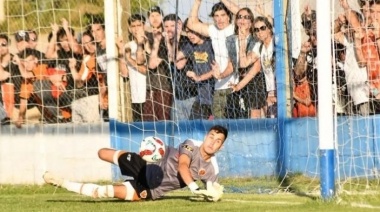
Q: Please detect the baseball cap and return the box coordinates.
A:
[15,30,30,42]
[148,6,164,16]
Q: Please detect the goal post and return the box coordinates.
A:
[316,0,335,199]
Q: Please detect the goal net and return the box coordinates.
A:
[1,0,380,198]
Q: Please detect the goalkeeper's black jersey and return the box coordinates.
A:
[146,139,219,200]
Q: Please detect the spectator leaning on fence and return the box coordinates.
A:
[167,17,198,121]
[68,31,102,123]
[143,14,185,121]
[293,6,318,117]
[15,48,69,127]
[175,18,215,120]
[148,6,164,35]
[186,0,238,119]
[340,0,380,113]
[119,14,148,122]
[88,14,109,121]
[334,8,371,116]
[252,10,277,118]
[0,34,17,125]
[218,8,265,119]
[331,41,349,116]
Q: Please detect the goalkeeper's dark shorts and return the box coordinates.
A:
[118,152,152,200]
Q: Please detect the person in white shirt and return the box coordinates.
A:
[187,0,239,119]
[120,14,148,121]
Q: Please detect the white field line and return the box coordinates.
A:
[222,199,303,205]
[350,203,380,209]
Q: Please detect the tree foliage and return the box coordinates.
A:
[0,0,161,32]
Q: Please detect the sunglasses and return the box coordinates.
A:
[254,25,267,33]
[237,15,251,20]
[0,43,7,47]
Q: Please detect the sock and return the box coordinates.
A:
[62,180,114,198]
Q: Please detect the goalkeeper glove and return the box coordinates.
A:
[188,182,213,197]
[205,181,224,202]
[189,181,224,201]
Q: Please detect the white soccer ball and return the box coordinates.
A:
[139,136,166,163]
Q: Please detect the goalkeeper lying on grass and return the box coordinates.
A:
[43,125,227,202]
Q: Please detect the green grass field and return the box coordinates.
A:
[1,178,380,212]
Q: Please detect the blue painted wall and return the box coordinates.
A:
[110,115,380,180]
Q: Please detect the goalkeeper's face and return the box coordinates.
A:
[202,130,225,155]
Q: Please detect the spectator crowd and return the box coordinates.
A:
[1,0,380,127]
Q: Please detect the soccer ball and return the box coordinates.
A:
[139,136,166,163]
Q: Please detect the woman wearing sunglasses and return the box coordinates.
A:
[252,16,277,118]
[214,7,265,119]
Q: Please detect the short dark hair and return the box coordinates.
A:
[209,2,233,24]
[0,34,10,44]
[128,14,146,25]
[209,125,228,140]
[18,48,39,59]
[87,14,105,30]
[183,18,206,40]
[148,5,164,16]
[163,14,181,22]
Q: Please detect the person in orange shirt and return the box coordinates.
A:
[68,31,102,123]
[16,48,67,127]
[340,0,380,102]
[292,73,316,117]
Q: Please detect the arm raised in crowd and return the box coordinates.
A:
[220,0,239,15]
[135,27,148,66]
[339,0,362,32]
[353,31,367,68]
[148,33,163,70]
[116,36,130,78]
[294,41,311,76]
[187,0,210,37]
[45,23,59,59]
[333,14,346,34]
[61,18,82,55]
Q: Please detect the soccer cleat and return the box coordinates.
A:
[43,171,64,187]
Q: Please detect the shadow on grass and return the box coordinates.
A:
[46,195,191,203]
[277,174,319,201]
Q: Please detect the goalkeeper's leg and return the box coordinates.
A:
[43,172,140,201]
[97,148,127,165]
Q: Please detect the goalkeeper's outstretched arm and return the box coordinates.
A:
[178,153,199,191]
